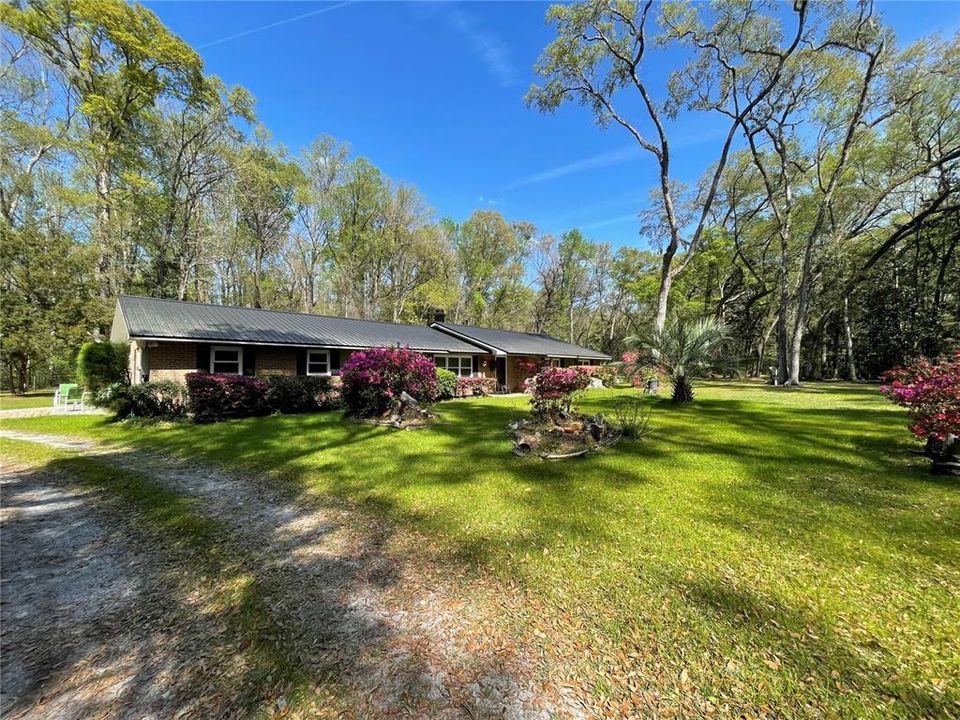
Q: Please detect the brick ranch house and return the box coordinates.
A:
[110,295,610,393]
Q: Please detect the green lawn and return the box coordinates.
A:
[2,381,957,718]
[0,389,55,410]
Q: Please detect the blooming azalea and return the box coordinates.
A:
[879,351,960,441]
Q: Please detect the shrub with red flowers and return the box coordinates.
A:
[880,351,959,475]
[528,366,591,417]
[340,347,437,418]
[880,351,960,441]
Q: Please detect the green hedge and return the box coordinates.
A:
[76,341,128,390]
[435,368,457,400]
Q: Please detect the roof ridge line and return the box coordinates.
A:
[120,294,448,331]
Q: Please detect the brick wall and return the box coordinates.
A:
[257,347,297,376]
[150,342,199,383]
[508,355,543,392]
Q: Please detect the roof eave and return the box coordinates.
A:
[126,334,483,354]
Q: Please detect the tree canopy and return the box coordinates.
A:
[1,0,956,392]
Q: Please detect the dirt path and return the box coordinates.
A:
[0,458,260,719]
[0,430,583,719]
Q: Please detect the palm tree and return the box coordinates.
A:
[624,316,737,403]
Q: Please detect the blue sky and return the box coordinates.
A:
[146,1,957,250]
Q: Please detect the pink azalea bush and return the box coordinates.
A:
[528,366,591,416]
[340,347,437,418]
[879,350,960,442]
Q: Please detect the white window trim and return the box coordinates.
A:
[306,348,331,376]
[437,354,474,378]
[210,345,243,375]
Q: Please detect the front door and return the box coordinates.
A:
[495,357,507,391]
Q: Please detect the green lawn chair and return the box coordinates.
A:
[54,383,78,409]
[64,385,84,410]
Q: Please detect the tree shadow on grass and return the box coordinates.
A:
[672,572,957,716]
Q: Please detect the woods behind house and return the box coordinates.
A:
[2,0,957,392]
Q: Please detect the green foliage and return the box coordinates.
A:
[0,225,96,392]
[76,341,128,390]
[118,381,187,420]
[95,380,186,420]
[625,316,737,403]
[610,394,653,440]
[435,367,457,400]
[185,373,269,424]
[448,210,532,327]
[263,375,339,414]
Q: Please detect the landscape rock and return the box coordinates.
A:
[508,412,620,460]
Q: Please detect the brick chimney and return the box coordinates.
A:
[430,308,446,324]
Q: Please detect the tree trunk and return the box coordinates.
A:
[775,248,790,386]
[654,269,673,334]
[843,294,858,382]
[95,161,113,297]
[672,375,694,403]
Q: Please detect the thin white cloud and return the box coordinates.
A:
[505,126,732,191]
[504,146,640,190]
[197,2,352,50]
[432,5,517,88]
[578,213,639,231]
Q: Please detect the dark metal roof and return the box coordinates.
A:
[115,295,485,353]
[432,322,611,360]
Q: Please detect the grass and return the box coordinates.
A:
[0,389,55,410]
[2,380,957,717]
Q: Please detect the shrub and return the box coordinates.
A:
[264,375,338,414]
[128,381,187,420]
[880,351,960,442]
[611,394,653,440]
[93,382,128,409]
[455,376,496,397]
[435,368,457,400]
[594,364,623,387]
[77,341,128,390]
[622,317,737,403]
[186,372,269,423]
[528,366,590,416]
[99,381,186,420]
[340,347,437,418]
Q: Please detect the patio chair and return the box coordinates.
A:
[54,383,78,409]
[64,385,85,411]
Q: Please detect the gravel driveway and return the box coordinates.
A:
[1,459,248,719]
[0,430,584,719]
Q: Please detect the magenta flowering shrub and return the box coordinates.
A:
[879,350,960,442]
[528,366,590,416]
[340,347,437,418]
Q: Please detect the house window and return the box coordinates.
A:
[307,349,330,376]
[211,346,242,375]
[435,354,473,377]
[548,358,561,368]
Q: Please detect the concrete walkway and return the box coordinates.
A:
[0,407,108,420]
